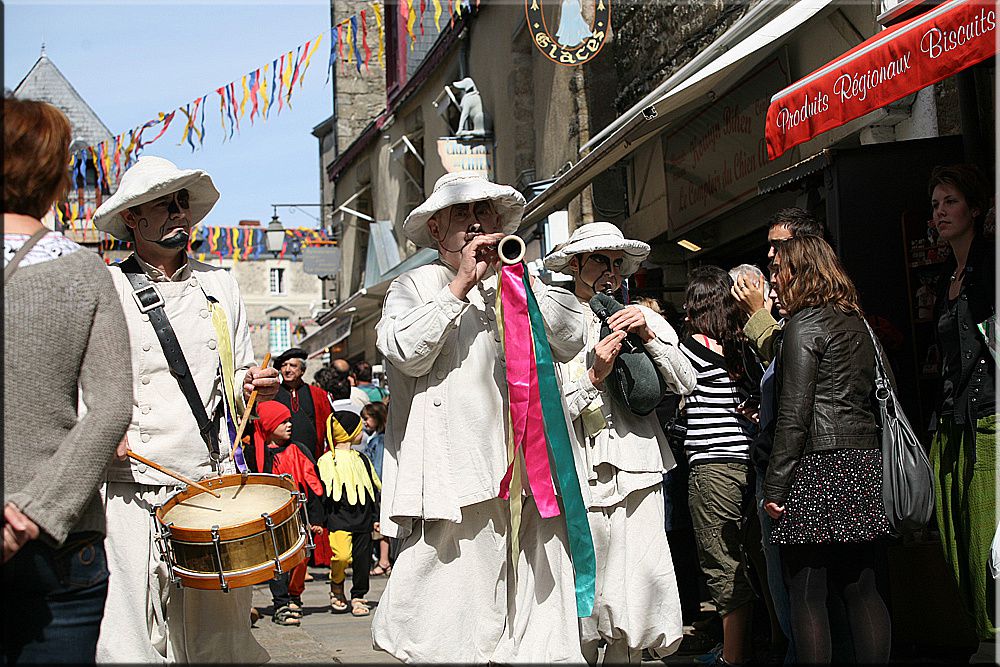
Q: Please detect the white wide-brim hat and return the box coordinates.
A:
[93,156,220,240]
[402,172,525,248]
[543,222,650,276]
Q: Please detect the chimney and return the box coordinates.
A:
[239,219,261,227]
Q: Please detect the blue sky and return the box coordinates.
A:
[5,1,345,230]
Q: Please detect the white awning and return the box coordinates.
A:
[299,315,353,356]
[522,0,836,227]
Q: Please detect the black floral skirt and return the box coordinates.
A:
[770,448,892,545]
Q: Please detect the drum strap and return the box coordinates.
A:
[120,255,221,467]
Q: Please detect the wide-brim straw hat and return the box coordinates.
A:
[543,222,650,276]
[402,172,525,248]
[93,156,220,240]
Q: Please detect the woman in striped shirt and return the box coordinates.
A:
[680,266,760,667]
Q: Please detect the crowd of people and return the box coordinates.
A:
[3,97,995,667]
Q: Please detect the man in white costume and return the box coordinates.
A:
[92,156,279,663]
[371,172,590,663]
[544,222,696,664]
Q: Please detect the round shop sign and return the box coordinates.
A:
[525,0,611,66]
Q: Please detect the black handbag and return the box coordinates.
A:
[864,320,935,534]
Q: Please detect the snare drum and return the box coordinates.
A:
[153,473,314,591]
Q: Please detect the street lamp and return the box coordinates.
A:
[266,209,285,256]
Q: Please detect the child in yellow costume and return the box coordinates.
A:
[317,410,381,617]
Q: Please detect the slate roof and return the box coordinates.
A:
[14,50,113,147]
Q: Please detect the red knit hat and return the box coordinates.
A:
[253,401,292,470]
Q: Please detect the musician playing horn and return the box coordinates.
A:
[92,156,279,663]
[543,222,696,664]
[370,172,590,662]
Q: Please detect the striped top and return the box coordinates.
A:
[679,337,754,466]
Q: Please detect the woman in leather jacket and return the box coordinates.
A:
[763,235,892,664]
[928,164,996,642]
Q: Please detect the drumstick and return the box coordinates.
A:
[233,352,272,451]
[127,451,221,498]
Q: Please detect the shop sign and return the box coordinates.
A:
[525,0,611,66]
[664,58,793,234]
[767,0,996,159]
[437,137,494,179]
[302,245,342,277]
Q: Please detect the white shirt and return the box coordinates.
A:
[376,262,588,538]
[559,303,696,507]
[105,256,254,485]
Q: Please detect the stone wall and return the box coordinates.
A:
[333,0,387,155]
[610,0,753,113]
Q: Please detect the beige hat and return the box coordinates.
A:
[402,172,525,248]
[543,222,650,276]
[93,156,220,240]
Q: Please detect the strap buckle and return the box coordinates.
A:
[132,284,165,313]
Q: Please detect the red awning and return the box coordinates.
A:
[766,0,996,160]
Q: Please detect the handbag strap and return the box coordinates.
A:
[862,318,894,406]
[3,227,50,282]
[119,256,221,467]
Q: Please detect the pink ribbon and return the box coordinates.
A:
[497,263,560,518]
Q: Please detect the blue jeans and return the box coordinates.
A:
[756,474,796,664]
[2,532,109,664]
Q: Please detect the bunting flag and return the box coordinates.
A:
[337,24,346,66]
[433,0,443,31]
[420,0,426,35]
[283,49,294,100]
[298,33,322,87]
[216,88,228,139]
[372,3,385,67]
[277,53,287,113]
[239,74,250,118]
[327,26,339,82]
[350,15,363,72]
[112,134,123,180]
[178,103,196,151]
[287,45,304,102]
[269,59,279,116]
[344,20,354,68]
[229,82,241,134]
[198,95,207,147]
[249,70,260,123]
[260,64,272,118]
[448,0,454,28]
[405,0,417,48]
[494,262,597,618]
[360,11,372,71]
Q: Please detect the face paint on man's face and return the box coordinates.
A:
[132,189,192,249]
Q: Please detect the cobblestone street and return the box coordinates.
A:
[251,566,395,664]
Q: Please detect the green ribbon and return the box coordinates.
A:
[523,271,596,617]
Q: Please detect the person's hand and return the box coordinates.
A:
[731,274,773,317]
[3,503,40,564]
[373,522,381,533]
[115,434,130,462]
[243,365,281,402]
[764,501,785,520]
[606,305,655,342]
[310,524,324,535]
[736,398,760,424]
[449,233,504,300]
[588,330,628,387]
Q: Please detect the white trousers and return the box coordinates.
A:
[581,484,683,664]
[96,482,269,664]
[371,497,586,663]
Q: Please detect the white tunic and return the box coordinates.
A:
[376,262,589,537]
[104,257,253,484]
[558,303,695,659]
[559,304,696,506]
[372,262,589,663]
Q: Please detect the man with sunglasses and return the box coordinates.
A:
[729,207,825,665]
[544,222,696,664]
[92,156,278,663]
[371,172,589,663]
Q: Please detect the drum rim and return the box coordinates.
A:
[169,539,309,591]
[170,534,307,579]
[155,473,299,543]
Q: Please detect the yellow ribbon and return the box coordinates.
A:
[495,282,523,588]
[298,33,323,86]
[372,2,385,67]
[405,0,417,49]
[433,0,442,31]
[260,63,271,117]
[209,301,244,457]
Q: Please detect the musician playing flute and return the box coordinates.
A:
[371,172,590,663]
[92,156,279,663]
[544,222,696,664]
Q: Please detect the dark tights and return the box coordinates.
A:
[780,542,891,664]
